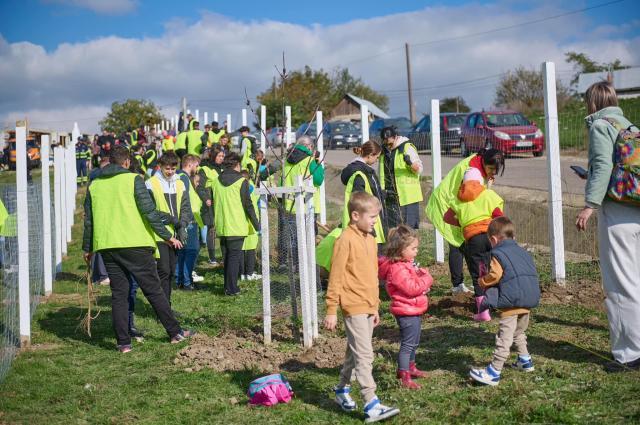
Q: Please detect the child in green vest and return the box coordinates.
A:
[239,170,261,281]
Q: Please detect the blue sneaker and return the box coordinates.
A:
[334,385,357,412]
[470,364,501,386]
[363,397,400,423]
[512,355,535,372]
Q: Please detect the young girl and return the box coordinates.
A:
[378,225,433,389]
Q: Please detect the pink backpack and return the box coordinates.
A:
[247,374,294,406]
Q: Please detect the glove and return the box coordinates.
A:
[403,154,413,166]
[175,222,188,245]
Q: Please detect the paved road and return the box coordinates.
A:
[323,150,588,195]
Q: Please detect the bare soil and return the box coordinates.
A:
[540,279,606,312]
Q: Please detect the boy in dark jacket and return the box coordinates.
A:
[469,216,540,386]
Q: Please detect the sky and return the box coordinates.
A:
[1,0,639,133]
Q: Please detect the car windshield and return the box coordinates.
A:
[332,122,358,133]
[445,115,466,127]
[386,118,412,130]
[485,113,530,127]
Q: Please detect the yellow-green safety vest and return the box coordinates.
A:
[450,189,504,231]
[186,178,203,228]
[90,173,156,251]
[199,165,219,189]
[148,175,185,242]
[0,198,16,237]
[283,157,321,214]
[208,129,226,146]
[342,171,385,243]
[242,184,260,250]
[131,130,139,146]
[316,227,343,272]
[379,142,422,206]
[212,178,253,237]
[162,137,174,152]
[175,132,187,151]
[186,130,204,156]
[134,154,146,173]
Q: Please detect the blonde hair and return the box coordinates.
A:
[585,81,618,114]
[181,154,200,168]
[384,225,418,261]
[488,216,515,240]
[348,192,381,217]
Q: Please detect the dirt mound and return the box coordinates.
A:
[174,332,346,373]
[429,293,474,317]
[541,280,605,312]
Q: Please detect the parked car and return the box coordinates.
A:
[266,127,284,147]
[460,111,544,157]
[408,113,468,152]
[369,117,413,140]
[326,121,362,149]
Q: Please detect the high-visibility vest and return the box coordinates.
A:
[131,130,139,146]
[450,189,503,231]
[379,142,422,207]
[316,227,343,272]
[242,184,260,250]
[425,155,475,247]
[175,132,187,151]
[162,137,175,152]
[342,171,385,244]
[148,175,185,242]
[186,130,204,156]
[283,156,321,214]
[212,178,253,237]
[241,155,258,177]
[89,173,156,251]
[134,154,146,173]
[199,165,219,190]
[241,137,253,163]
[145,150,157,168]
[181,175,203,228]
[209,129,226,146]
[0,198,16,237]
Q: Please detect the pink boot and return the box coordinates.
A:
[473,296,491,322]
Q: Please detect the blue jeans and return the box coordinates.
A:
[395,315,422,371]
[127,274,139,330]
[175,223,200,287]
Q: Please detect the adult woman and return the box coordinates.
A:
[341,141,386,244]
[576,81,640,370]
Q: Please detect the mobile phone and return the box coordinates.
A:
[570,165,588,179]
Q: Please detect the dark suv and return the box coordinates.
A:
[460,111,544,157]
[408,113,468,152]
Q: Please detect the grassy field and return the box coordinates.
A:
[0,193,638,425]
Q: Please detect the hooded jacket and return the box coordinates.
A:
[145,171,193,232]
[218,168,260,233]
[341,158,385,202]
[286,145,324,187]
[443,179,503,241]
[378,256,432,316]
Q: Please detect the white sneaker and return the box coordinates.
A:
[98,277,110,286]
[240,274,247,281]
[364,397,400,423]
[247,273,262,281]
[469,364,501,386]
[191,272,204,283]
[452,283,472,294]
[334,385,357,412]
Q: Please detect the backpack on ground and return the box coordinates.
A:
[604,117,640,205]
[247,373,294,406]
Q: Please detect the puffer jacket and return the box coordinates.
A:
[378,256,433,316]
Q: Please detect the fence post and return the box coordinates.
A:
[360,104,369,142]
[16,123,30,347]
[203,112,208,128]
[53,146,63,271]
[260,105,267,153]
[259,191,271,344]
[41,135,53,295]
[195,109,199,123]
[57,145,68,256]
[226,114,232,133]
[542,61,566,283]
[430,99,445,263]
[295,176,312,348]
[316,110,326,225]
[214,112,219,123]
[242,109,247,126]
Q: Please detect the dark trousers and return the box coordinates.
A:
[207,226,216,262]
[395,315,422,371]
[400,203,420,229]
[76,160,88,184]
[101,247,181,346]
[449,243,470,288]
[220,237,244,295]
[241,249,256,275]
[464,233,492,297]
[385,197,402,229]
[156,243,177,303]
[127,275,138,330]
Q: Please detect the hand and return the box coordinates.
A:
[411,162,420,173]
[168,237,183,249]
[323,314,337,331]
[83,252,93,264]
[372,312,380,327]
[206,200,212,207]
[575,207,594,231]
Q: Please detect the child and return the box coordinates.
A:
[378,225,433,390]
[469,216,540,386]
[443,167,504,321]
[240,170,261,281]
[324,192,400,423]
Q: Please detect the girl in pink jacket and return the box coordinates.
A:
[379,225,433,389]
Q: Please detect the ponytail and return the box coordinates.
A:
[354,140,382,157]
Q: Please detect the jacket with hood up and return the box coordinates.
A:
[286,145,324,187]
[378,256,432,316]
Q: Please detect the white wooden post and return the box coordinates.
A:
[203,112,208,127]
[295,176,312,348]
[305,189,318,339]
[260,192,271,344]
[65,143,73,241]
[260,105,267,152]
[195,109,199,123]
[16,123,30,347]
[58,145,68,256]
[242,109,247,126]
[214,112,219,123]
[316,111,326,225]
[41,135,53,295]
[285,106,292,146]
[360,104,370,142]
[542,61,566,283]
[430,99,445,263]
[226,114,232,133]
[53,146,63,270]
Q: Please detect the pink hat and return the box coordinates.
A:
[463,167,483,184]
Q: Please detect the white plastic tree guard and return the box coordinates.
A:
[41,135,53,295]
[316,110,327,225]
[430,99,445,263]
[15,123,30,347]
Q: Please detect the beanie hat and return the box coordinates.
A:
[462,167,483,184]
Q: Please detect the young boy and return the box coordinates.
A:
[324,192,400,423]
[469,216,541,386]
[239,170,261,281]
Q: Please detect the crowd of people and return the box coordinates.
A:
[76,80,638,423]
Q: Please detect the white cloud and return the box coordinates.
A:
[43,0,138,15]
[2,3,639,133]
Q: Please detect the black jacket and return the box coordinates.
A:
[340,159,385,204]
[82,164,172,252]
[218,169,260,232]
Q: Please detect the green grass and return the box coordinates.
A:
[0,201,638,424]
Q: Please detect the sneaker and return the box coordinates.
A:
[98,277,110,286]
[180,285,196,291]
[334,385,357,412]
[247,273,262,281]
[170,329,196,344]
[240,274,247,281]
[451,283,471,294]
[117,344,132,353]
[208,260,220,267]
[512,355,535,372]
[469,364,501,386]
[363,397,400,423]
[192,272,204,283]
[129,327,145,342]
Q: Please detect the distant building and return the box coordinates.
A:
[329,93,389,122]
[578,67,640,99]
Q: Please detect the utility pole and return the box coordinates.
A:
[405,43,416,124]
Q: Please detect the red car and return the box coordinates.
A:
[460,111,544,157]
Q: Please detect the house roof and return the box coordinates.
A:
[345,93,389,119]
[577,67,640,94]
